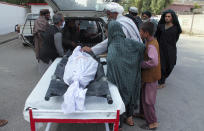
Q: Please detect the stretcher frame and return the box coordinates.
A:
[24,58,124,131]
[29,109,120,131]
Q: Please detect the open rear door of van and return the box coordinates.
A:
[45,0,112,18]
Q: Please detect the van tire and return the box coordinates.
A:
[22,43,28,46]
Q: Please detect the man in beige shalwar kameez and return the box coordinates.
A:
[33,9,50,61]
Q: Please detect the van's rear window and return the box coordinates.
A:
[52,0,106,11]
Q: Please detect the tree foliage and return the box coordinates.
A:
[120,0,173,14]
[194,3,201,9]
[141,0,151,12]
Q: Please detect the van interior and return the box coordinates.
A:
[62,17,106,50]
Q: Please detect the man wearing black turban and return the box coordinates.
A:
[155,9,182,88]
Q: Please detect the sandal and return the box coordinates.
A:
[0,120,8,127]
[126,116,134,126]
[157,84,165,89]
[140,124,157,130]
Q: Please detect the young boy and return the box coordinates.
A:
[139,22,161,130]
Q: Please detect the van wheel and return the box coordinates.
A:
[22,43,28,46]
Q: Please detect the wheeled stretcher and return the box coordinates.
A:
[23,58,125,131]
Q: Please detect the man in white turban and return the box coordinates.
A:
[82,2,142,55]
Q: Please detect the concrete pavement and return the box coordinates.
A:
[0,39,40,131]
[0,34,204,131]
[0,32,18,45]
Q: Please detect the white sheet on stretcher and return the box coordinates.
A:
[23,58,125,122]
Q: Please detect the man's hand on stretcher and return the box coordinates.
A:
[81,46,107,58]
[81,46,92,52]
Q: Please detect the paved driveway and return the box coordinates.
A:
[0,35,204,131]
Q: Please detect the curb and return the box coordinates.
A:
[0,36,19,45]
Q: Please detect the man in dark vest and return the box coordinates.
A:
[125,6,142,29]
[62,19,80,51]
[155,9,182,88]
[38,13,65,75]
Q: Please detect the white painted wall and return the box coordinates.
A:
[157,14,204,35]
[31,5,54,17]
[178,14,204,35]
[0,2,28,35]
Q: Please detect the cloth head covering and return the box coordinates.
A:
[129,7,138,14]
[158,9,182,34]
[108,20,125,44]
[40,9,50,16]
[104,2,124,14]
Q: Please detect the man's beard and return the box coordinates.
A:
[142,19,149,23]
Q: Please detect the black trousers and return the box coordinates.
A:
[159,50,175,84]
[159,63,175,84]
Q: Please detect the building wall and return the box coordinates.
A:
[178,14,204,35]
[31,5,54,17]
[0,2,28,35]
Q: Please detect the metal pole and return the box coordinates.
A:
[190,13,195,35]
[105,123,110,131]
[45,123,52,131]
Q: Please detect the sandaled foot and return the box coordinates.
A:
[126,116,134,126]
[157,84,165,89]
[133,113,145,120]
[140,123,158,130]
[140,124,157,130]
[0,120,8,127]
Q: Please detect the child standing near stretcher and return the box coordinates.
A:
[138,22,161,130]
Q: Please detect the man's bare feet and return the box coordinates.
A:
[140,122,158,130]
[158,84,165,89]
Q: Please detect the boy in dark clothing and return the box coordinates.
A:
[138,22,161,130]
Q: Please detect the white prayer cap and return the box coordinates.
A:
[129,6,138,13]
[104,2,124,14]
